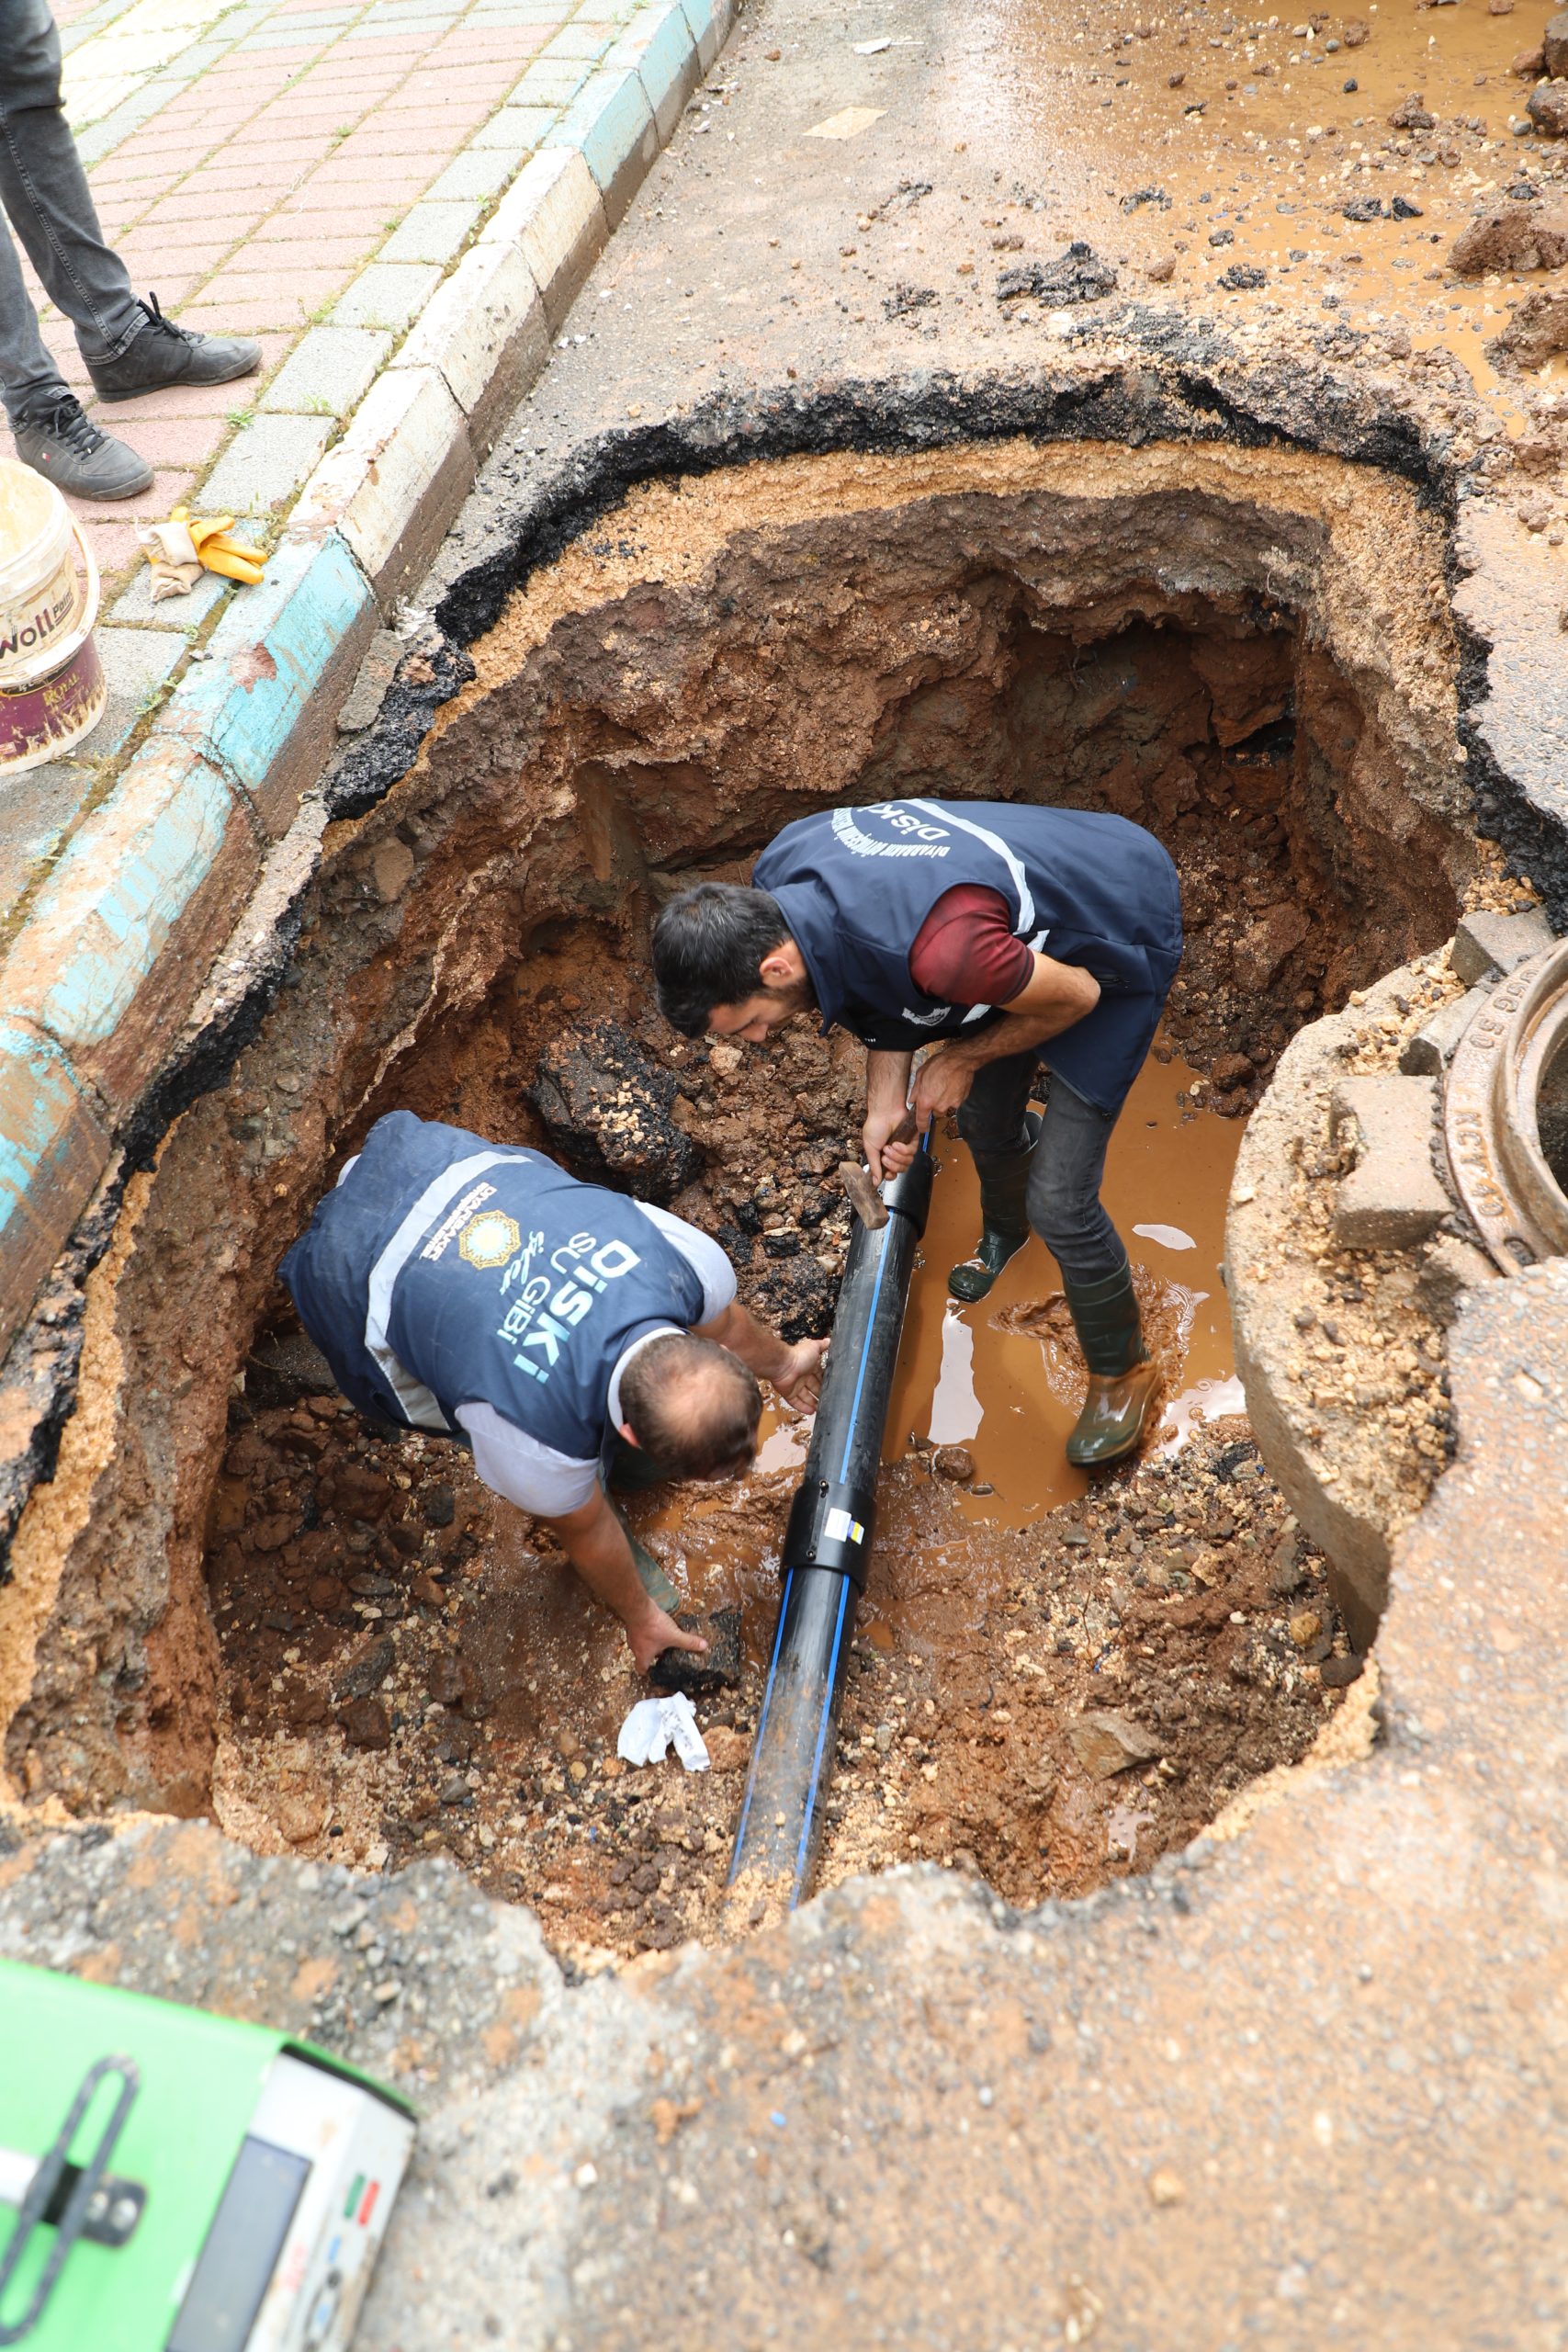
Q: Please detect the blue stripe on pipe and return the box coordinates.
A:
[726,1567,795,1884]
[792,1573,851,1905]
[837,1231,891,1487]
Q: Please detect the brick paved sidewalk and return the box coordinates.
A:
[1,0,648,903]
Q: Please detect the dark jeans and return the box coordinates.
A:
[957,1052,1126,1288]
[0,0,142,420]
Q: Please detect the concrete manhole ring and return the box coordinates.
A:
[1444,940,1568,1270]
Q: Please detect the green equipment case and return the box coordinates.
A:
[0,1959,415,2352]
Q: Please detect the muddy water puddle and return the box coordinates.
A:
[749,1046,1241,1548]
[886,1046,1244,1531]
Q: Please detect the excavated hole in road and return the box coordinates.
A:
[12,444,1475,1965]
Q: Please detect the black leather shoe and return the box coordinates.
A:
[11,392,152,499]
[86,293,261,402]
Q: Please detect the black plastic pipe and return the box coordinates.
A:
[726,1144,935,1914]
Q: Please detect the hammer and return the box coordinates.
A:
[839,1112,919,1231]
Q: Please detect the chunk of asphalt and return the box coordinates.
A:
[650,1606,743,1698]
[334,1632,395,1702]
[996,241,1117,303]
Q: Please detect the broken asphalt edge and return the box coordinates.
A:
[0,0,735,1484]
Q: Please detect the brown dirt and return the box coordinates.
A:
[434,441,1468,1114]
[209,1396,1348,1960]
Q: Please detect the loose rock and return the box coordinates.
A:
[422,1483,456,1528]
[339,1695,392,1749]
[277,1792,328,1845]
[335,1633,394,1702]
[529,1020,702,1205]
[1067,1712,1164,1779]
[997,242,1118,303]
[1527,84,1568,138]
[1449,203,1568,275]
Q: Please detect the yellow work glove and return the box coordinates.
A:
[138,507,267,594]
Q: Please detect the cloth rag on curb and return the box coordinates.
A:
[617,1691,709,1773]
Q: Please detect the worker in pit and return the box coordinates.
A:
[280,1111,827,1673]
[651,798,1183,1471]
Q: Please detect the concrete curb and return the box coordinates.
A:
[0,0,733,1363]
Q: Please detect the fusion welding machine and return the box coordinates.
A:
[0,1960,414,2352]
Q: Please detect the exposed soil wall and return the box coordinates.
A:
[0,439,1474,1887]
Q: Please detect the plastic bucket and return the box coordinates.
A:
[0,458,106,775]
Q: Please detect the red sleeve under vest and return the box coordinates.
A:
[908,885,1033,1008]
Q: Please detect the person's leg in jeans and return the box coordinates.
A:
[1024,1075,1123,1288]
[950,1049,1044,1303]
[1025,1073,1160,1468]
[0,0,258,493]
[0,0,144,419]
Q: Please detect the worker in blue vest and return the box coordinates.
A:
[281,1112,826,1673]
[652,798,1183,1470]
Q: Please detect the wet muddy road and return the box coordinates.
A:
[472,0,1568,538]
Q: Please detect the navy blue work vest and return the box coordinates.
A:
[751,798,1183,1114]
[279,1112,707,1460]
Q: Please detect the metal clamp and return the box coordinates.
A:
[0,2057,141,2345]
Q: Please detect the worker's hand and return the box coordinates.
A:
[864,1102,917,1182]
[626,1600,708,1677]
[910,1046,976,1126]
[773,1335,829,1414]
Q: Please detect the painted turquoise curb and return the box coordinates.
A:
[0,1019,110,1354]
[612,2,702,142]
[545,64,658,220]
[0,742,256,1114]
[680,0,728,72]
[156,533,378,836]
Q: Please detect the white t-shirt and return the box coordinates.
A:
[454,1204,736,1520]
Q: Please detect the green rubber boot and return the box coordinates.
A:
[948,1113,1041,1305]
[1063,1260,1162,1470]
[615,1505,681,1611]
[603,1443,682,1607]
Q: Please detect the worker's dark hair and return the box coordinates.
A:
[652,883,794,1036]
[619,1332,761,1480]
